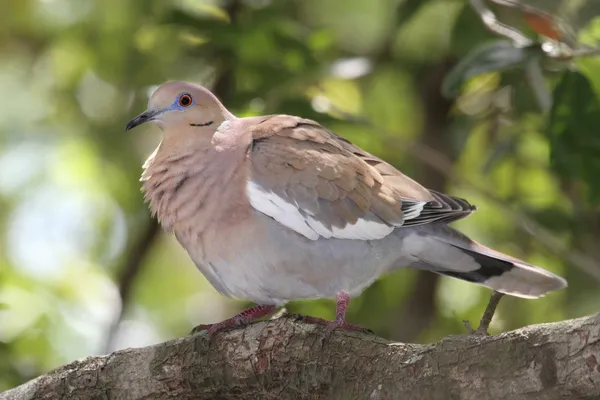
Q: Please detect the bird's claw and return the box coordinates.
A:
[190,323,226,336]
[326,320,373,335]
[190,324,212,335]
[296,315,372,335]
[190,320,241,336]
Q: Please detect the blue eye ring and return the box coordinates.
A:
[178,93,193,107]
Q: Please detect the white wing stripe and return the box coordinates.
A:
[247,180,394,241]
[331,217,394,240]
[247,181,319,240]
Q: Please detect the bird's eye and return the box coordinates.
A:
[178,94,193,107]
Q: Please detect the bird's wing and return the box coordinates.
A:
[246,115,475,240]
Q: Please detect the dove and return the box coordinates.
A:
[125,81,567,335]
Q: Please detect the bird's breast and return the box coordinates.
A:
[141,144,253,246]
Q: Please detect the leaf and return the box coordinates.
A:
[442,40,539,98]
[450,3,498,58]
[487,0,562,41]
[396,0,430,27]
[522,9,561,41]
[524,57,551,113]
[577,57,600,101]
[160,9,230,37]
[547,71,600,204]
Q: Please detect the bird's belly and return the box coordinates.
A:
[185,212,404,305]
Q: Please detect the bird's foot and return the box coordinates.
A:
[294,292,372,336]
[191,320,238,336]
[296,315,373,335]
[190,304,277,336]
[326,319,373,335]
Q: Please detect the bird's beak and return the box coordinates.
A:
[125,109,163,131]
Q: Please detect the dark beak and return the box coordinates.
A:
[125,109,162,131]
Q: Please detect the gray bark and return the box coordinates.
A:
[2,314,600,400]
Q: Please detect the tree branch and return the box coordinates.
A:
[4,314,599,399]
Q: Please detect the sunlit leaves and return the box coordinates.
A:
[443,40,541,98]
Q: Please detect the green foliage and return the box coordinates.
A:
[1,0,599,391]
[443,41,541,98]
[547,71,600,204]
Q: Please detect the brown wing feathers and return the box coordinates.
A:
[249,115,475,234]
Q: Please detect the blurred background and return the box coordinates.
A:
[2,0,600,390]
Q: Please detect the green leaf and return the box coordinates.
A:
[160,9,230,36]
[442,41,539,98]
[577,57,600,101]
[449,3,497,58]
[547,71,600,204]
[396,0,430,27]
[525,57,551,113]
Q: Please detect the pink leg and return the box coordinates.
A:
[191,304,276,336]
[298,292,372,335]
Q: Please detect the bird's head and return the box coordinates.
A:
[125,81,233,133]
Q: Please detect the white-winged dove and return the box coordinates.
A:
[126,81,567,335]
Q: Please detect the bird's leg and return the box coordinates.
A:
[463,291,505,335]
[297,292,372,334]
[191,304,276,336]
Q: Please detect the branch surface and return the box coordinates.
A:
[2,314,600,400]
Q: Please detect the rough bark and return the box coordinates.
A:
[2,314,600,400]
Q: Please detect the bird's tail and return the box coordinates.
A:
[406,225,567,299]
